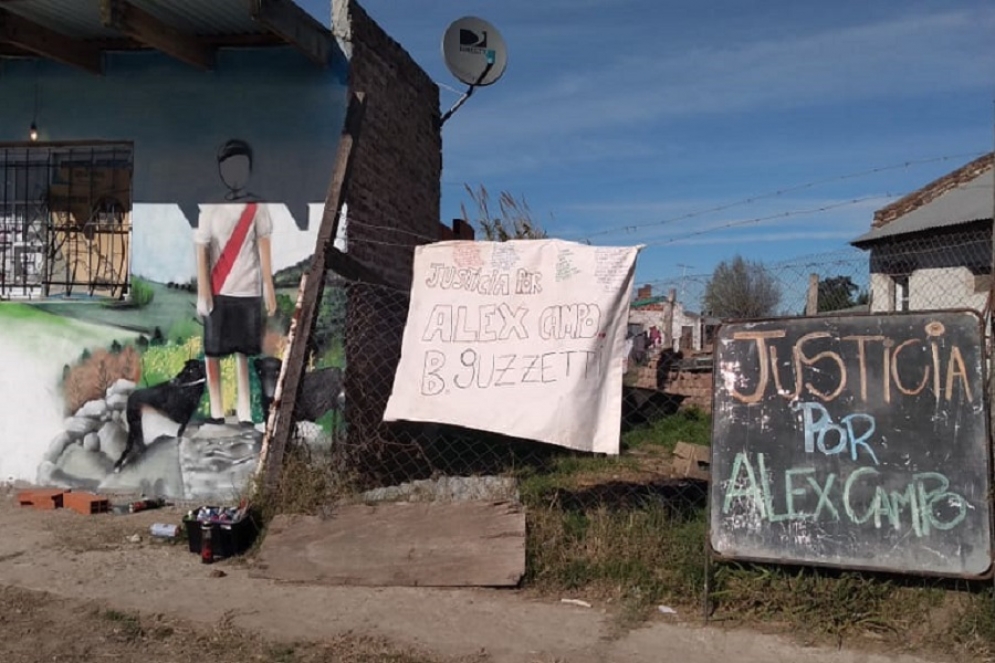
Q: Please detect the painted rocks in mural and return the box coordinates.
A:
[178,424,261,501]
[36,377,263,501]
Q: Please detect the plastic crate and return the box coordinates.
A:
[183,509,259,559]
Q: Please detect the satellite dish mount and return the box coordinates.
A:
[440,17,508,127]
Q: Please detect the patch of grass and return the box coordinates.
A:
[166,315,201,345]
[711,565,943,647]
[315,408,345,437]
[622,407,711,452]
[517,454,641,503]
[101,608,144,641]
[267,644,299,662]
[526,503,707,623]
[0,302,73,326]
[948,588,995,659]
[316,341,345,369]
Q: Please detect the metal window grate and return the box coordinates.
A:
[0,142,134,300]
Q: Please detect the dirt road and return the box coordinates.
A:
[0,491,936,663]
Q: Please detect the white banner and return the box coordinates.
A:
[383,239,642,454]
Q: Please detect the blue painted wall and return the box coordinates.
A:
[0,46,349,282]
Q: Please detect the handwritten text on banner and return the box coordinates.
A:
[383,239,642,454]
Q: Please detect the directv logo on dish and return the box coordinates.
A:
[459,29,496,63]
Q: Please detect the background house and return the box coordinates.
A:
[852,153,994,314]
[628,284,703,354]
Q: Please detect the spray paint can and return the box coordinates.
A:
[200,523,214,564]
[150,523,180,538]
[129,497,165,513]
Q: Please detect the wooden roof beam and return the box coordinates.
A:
[0,8,103,75]
[250,0,332,67]
[101,0,214,70]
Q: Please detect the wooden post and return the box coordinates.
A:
[806,273,819,316]
[255,91,367,492]
[664,288,676,351]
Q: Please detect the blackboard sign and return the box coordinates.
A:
[709,311,992,577]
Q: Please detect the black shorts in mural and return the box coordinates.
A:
[204,295,263,357]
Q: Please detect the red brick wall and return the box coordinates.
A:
[338,0,442,284]
[329,1,445,483]
[872,153,993,228]
[666,371,713,413]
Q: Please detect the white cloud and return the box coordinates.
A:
[445,8,995,147]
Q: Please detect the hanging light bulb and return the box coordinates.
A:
[30,61,40,142]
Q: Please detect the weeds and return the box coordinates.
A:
[267,644,299,662]
[949,588,995,660]
[712,565,941,644]
[622,407,710,452]
[252,443,352,524]
[527,503,706,619]
[101,608,144,641]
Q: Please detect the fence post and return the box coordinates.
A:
[255,91,367,493]
[806,273,819,315]
[664,288,676,350]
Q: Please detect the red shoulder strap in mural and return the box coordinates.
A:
[211,202,258,295]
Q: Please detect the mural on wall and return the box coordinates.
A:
[0,47,350,499]
[31,139,348,501]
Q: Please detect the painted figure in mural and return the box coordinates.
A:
[195,139,277,425]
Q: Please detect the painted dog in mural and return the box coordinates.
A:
[254,356,344,424]
[115,359,207,472]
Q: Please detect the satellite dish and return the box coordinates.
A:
[442,16,507,87]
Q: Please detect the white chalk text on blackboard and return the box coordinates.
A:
[722,451,968,537]
[726,322,972,405]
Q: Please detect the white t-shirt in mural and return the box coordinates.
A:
[194,203,274,298]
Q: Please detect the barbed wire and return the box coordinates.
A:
[558,151,986,241]
[345,215,442,243]
[637,194,889,248]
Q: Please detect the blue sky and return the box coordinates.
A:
[301,0,994,298]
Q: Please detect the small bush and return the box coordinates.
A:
[63,345,141,414]
[129,277,155,308]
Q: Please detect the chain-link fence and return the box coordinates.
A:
[269,225,995,633]
[288,229,992,493]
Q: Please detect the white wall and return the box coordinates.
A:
[869,273,893,313]
[910,267,986,313]
[869,268,985,314]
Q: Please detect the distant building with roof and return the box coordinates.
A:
[851,153,994,314]
[628,284,704,353]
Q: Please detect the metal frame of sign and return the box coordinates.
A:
[703,308,994,587]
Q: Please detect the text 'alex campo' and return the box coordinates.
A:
[421,304,603,343]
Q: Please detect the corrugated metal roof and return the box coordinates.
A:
[852,169,994,245]
[0,0,288,40]
[130,0,269,36]
[2,0,118,40]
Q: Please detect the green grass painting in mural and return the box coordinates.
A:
[0,302,75,326]
[0,302,135,356]
[31,280,195,335]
